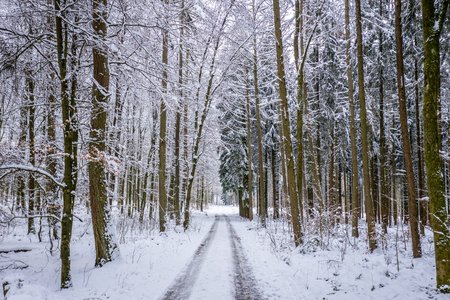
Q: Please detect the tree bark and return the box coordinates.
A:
[252,38,266,226]
[16,102,27,213]
[355,0,377,251]
[25,71,36,235]
[159,0,170,232]
[89,0,118,267]
[55,0,78,288]
[272,0,302,246]
[420,0,450,291]
[410,0,427,235]
[294,0,305,225]
[46,73,58,240]
[394,0,422,258]
[245,69,254,221]
[329,129,337,225]
[378,0,389,235]
[272,147,279,219]
[173,0,185,226]
[344,0,359,238]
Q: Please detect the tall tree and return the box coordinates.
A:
[420,0,449,291]
[252,37,266,226]
[172,0,186,226]
[272,0,302,246]
[394,0,421,258]
[16,101,27,213]
[245,68,254,220]
[46,75,58,241]
[378,0,389,235]
[25,70,36,235]
[159,0,170,232]
[355,0,377,251]
[410,0,427,234]
[294,0,304,225]
[54,0,78,288]
[344,0,359,238]
[89,0,118,266]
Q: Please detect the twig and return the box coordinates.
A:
[2,214,61,224]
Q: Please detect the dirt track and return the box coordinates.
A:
[160,215,264,300]
[225,215,265,300]
[160,215,219,300]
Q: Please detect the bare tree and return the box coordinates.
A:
[89,0,118,266]
[355,0,377,252]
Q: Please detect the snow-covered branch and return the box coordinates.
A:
[0,164,65,188]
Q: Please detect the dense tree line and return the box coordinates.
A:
[0,0,448,292]
[217,0,450,291]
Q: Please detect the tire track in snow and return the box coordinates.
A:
[224,215,266,300]
[160,215,220,300]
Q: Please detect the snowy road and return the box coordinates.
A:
[225,215,265,300]
[5,205,445,300]
[160,215,264,300]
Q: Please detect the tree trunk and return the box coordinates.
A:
[394,0,421,258]
[26,71,36,235]
[279,111,288,214]
[355,0,377,251]
[245,69,254,221]
[378,0,388,234]
[46,73,58,240]
[329,130,337,225]
[420,0,450,291]
[45,0,58,235]
[173,0,185,226]
[252,37,266,226]
[410,0,427,235]
[308,135,324,233]
[181,50,190,213]
[272,0,302,246]
[294,0,305,226]
[109,80,124,206]
[371,151,379,224]
[272,147,279,219]
[89,0,118,267]
[392,155,398,226]
[16,102,27,213]
[200,177,205,212]
[344,164,349,224]
[55,0,78,288]
[159,0,170,232]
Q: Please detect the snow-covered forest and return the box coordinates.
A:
[0,0,449,299]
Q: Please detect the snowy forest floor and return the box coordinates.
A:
[1,205,446,300]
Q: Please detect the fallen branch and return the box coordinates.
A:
[0,248,32,254]
[0,261,28,271]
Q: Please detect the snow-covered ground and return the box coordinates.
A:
[0,205,446,299]
[1,210,214,300]
[232,214,443,299]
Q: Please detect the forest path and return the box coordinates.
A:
[224,215,266,300]
[160,214,264,300]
